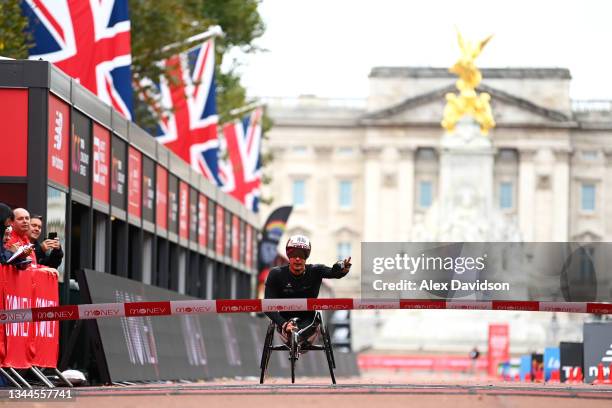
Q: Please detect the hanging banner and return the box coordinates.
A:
[142,156,155,223]
[168,175,179,234]
[560,342,583,382]
[71,110,91,194]
[92,123,110,204]
[47,94,70,187]
[256,206,292,296]
[155,165,168,230]
[543,347,560,381]
[110,135,127,210]
[178,181,189,240]
[232,215,240,262]
[127,147,142,218]
[198,194,208,248]
[207,201,215,251]
[487,323,509,377]
[31,271,60,368]
[0,89,28,178]
[583,322,612,383]
[189,188,198,242]
[215,205,224,255]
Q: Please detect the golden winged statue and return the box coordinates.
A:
[441,30,496,135]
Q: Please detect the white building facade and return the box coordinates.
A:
[261,67,612,300]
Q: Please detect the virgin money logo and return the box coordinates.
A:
[37,310,75,320]
[175,306,213,313]
[83,309,121,317]
[126,306,169,316]
[318,304,350,311]
[219,305,258,313]
[267,304,303,312]
[0,311,31,322]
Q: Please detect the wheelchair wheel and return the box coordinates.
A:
[321,324,336,384]
[323,324,336,369]
[290,329,298,384]
[259,323,274,384]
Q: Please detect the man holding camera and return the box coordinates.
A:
[29,215,64,269]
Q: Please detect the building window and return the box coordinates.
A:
[292,179,305,206]
[337,241,351,261]
[339,180,352,208]
[500,182,513,209]
[292,146,307,154]
[419,181,433,208]
[581,150,598,161]
[581,183,596,211]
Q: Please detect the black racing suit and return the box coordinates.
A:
[264,263,348,331]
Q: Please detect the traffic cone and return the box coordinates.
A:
[575,367,584,383]
[515,374,520,382]
[548,370,560,383]
[606,364,612,385]
[594,363,605,385]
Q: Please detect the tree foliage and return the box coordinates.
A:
[130,0,266,127]
[0,0,31,59]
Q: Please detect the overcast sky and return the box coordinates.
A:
[229,0,612,100]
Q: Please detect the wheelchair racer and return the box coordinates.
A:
[264,234,351,344]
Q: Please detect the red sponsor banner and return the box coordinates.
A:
[358,354,488,371]
[155,165,168,230]
[400,300,446,309]
[216,299,262,313]
[488,323,510,376]
[492,301,539,312]
[586,303,612,314]
[31,271,60,367]
[0,89,28,177]
[127,147,142,218]
[32,305,79,322]
[198,194,208,247]
[232,215,239,262]
[178,181,189,239]
[47,94,70,187]
[245,224,252,269]
[2,267,34,368]
[307,298,353,311]
[125,301,172,317]
[92,123,110,203]
[215,205,224,255]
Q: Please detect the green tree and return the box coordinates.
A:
[131,0,266,127]
[0,0,31,58]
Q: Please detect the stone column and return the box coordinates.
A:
[518,149,536,241]
[397,147,416,240]
[362,146,383,241]
[552,148,571,241]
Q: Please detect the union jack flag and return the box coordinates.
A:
[23,0,133,120]
[149,40,221,185]
[219,107,263,212]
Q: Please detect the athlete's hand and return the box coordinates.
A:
[283,321,297,334]
[341,257,351,273]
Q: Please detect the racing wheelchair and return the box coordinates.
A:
[259,311,336,384]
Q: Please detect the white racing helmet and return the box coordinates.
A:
[285,234,311,259]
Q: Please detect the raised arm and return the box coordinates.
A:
[318,257,352,279]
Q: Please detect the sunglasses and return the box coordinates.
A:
[287,248,308,259]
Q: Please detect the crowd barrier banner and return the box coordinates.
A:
[77,269,359,383]
[1,299,611,324]
[0,264,60,369]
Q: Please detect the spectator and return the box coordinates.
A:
[29,215,64,269]
[5,208,36,264]
[0,202,13,238]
